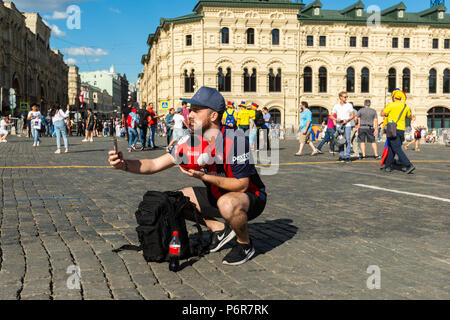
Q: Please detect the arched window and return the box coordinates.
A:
[429,68,437,94]
[225,68,231,92]
[272,29,280,45]
[310,107,329,125]
[244,68,256,92]
[361,68,370,93]
[346,67,355,93]
[218,67,225,92]
[402,68,411,93]
[269,109,281,124]
[427,107,450,129]
[184,69,195,93]
[319,67,327,93]
[303,67,312,93]
[246,28,255,45]
[388,68,396,92]
[269,68,282,92]
[443,69,450,94]
[221,27,229,44]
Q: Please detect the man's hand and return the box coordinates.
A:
[302,129,307,135]
[179,166,205,180]
[373,129,378,137]
[109,150,125,170]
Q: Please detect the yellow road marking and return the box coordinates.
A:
[0,160,449,170]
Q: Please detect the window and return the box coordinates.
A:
[307,35,314,46]
[362,37,369,48]
[392,37,398,48]
[429,69,437,94]
[433,38,439,49]
[388,68,396,92]
[221,27,229,44]
[319,67,327,93]
[346,67,355,93]
[361,68,370,93]
[310,107,329,125]
[303,67,312,93]
[269,109,281,125]
[272,29,280,45]
[444,69,450,94]
[404,38,410,49]
[186,35,192,46]
[269,68,282,92]
[319,36,326,47]
[445,39,449,49]
[428,107,450,129]
[184,69,195,93]
[402,68,411,93]
[246,28,255,45]
[244,68,257,92]
[350,36,356,47]
[218,67,231,92]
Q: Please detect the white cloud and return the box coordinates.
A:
[44,11,69,20]
[43,19,66,37]
[65,58,78,65]
[62,47,108,57]
[109,8,121,14]
[13,0,91,11]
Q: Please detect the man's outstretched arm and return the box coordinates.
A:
[109,151,175,175]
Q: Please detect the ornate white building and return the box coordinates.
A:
[0,1,68,115]
[139,0,450,129]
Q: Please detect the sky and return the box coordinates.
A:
[11,0,440,84]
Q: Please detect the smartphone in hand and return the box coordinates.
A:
[113,137,118,153]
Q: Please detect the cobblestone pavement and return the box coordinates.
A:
[0,135,449,300]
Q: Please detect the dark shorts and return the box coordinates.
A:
[193,187,266,222]
[87,124,94,132]
[358,127,376,143]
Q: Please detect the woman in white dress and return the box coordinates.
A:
[27,104,43,147]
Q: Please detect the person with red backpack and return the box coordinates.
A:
[127,108,139,152]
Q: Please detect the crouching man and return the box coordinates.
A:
[108,87,266,265]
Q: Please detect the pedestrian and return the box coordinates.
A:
[317,113,337,154]
[181,100,190,135]
[95,115,102,137]
[381,89,415,174]
[115,117,122,137]
[167,107,188,152]
[137,104,151,150]
[295,101,321,156]
[27,103,43,147]
[222,101,236,128]
[356,99,380,159]
[405,116,422,152]
[349,103,360,158]
[16,114,24,137]
[165,108,175,146]
[237,102,251,132]
[45,112,52,137]
[262,107,271,151]
[249,116,257,151]
[127,107,139,152]
[83,108,94,142]
[0,114,12,143]
[109,117,114,137]
[109,86,266,266]
[50,104,70,154]
[332,92,355,162]
[147,103,163,149]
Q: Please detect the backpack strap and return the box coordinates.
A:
[395,103,408,124]
[112,244,142,253]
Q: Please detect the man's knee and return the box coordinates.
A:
[217,194,248,221]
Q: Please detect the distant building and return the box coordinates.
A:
[0,1,68,115]
[80,83,114,113]
[128,82,137,105]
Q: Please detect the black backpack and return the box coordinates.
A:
[255,110,265,127]
[137,110,149,129]
[113,191,206,262]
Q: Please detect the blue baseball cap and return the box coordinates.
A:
[180,87,225,113]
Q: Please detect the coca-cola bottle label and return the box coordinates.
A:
[169,245,180,255]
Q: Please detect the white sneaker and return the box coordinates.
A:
[1,140,6,143]
[89,138,93,143]
[55,149,61,154]
[82,139,88,142]
[65,149,69,153]
[33,143,37,147]
[37,142,40,147]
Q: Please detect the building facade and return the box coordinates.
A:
[68,65,81,108]
[0,1,68,115]
[80,83,114,113]
[139,0,450,129]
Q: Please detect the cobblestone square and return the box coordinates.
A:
[0,135,448,300]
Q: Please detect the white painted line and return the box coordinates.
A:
[354,184,450,203]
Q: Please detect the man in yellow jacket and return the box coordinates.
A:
[381,89,415,174]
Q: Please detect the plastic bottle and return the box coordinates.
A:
[169,231,180,272]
